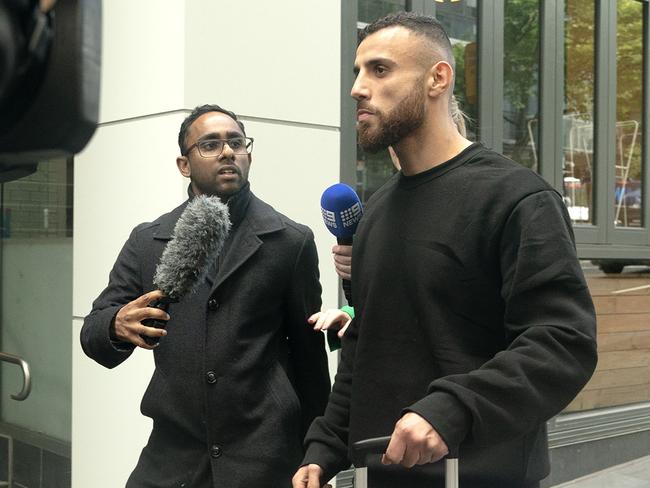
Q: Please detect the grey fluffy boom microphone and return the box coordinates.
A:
[141,195,231,346]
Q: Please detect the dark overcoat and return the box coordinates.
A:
[81,190,330,488]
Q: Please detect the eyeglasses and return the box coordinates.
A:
[184,137,254,158]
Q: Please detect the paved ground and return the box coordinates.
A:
[554,456,650,487]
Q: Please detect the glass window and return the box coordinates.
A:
[1,160,73,238]
[434,0,479,140]
[503,0,540,171]
[563,0,596,225]
[358,0,407,25]
[0,159,73,486]
[614,0,643,228]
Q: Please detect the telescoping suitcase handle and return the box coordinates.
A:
[352,436,459,488]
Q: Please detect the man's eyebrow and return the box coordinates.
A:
[198,131,244,141]
[367,57,394,67]
[353,57,395,74]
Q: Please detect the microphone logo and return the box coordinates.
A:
[321,208,338,229]
[341,202,362,228]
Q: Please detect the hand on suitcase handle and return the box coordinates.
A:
[352,436,458,467]
[353,435,459,488]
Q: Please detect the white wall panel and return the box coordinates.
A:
[185,0,341,127]
[99,0,185,123]
[73,114,187,318]
[73,114,187,488]
[72,318,154,488]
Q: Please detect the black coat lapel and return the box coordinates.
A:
[209,194,285,294]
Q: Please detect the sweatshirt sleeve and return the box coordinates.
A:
[80,227,145,369]
[407,190,598,451]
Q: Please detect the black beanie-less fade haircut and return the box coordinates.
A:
[359,11,455,72]
[178,104,246,155]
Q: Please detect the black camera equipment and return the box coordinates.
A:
[0,0,101,182]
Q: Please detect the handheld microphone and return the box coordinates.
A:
[320,183,363,304]
[142,195,231,345]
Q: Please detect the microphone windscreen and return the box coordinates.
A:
[320,183,363,240]
[153,195,231,300]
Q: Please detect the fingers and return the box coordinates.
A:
[113,290,170,349]
[382,431,406,466]
[332,244,352,257]
[308,312,322,324]
[130,334,158,350]
[307,464,323,488]
[311,309,350,332]
[337,320,351,338]
[292,464,325,488]
[332,253,352,266]
[334,258,352,280]
[334,266,351,281]
[133,289,165,307]
[332,245,352,280]
[381,413,449,469]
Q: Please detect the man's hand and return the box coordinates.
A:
[332,244,352,281]
[292,464,331,488]
[112,290,169,349]
[381,412,449,468]
[308,309,353,338]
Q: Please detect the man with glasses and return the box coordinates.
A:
[81,104,330,488]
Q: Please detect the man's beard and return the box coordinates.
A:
[357,84,426,154]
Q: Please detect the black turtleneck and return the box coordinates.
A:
[186,181,252,229]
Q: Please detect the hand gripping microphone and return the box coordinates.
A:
[320,183,363,304]
[142,195,231,345]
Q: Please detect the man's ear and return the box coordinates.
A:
[427,60,453,98]
[176,156,191,178]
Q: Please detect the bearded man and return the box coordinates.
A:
[293,12,597,488]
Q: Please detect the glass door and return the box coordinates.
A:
[0,159,73,487]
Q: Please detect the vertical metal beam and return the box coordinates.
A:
[594,0,614,237]
[340,0,358,188]
[339,0,358,309]
[408,0,435,15]
[423,1,436,17]
[539,0,564,190]
[409,0,424,14]
[478,0,504,152]
[641,1,650,244]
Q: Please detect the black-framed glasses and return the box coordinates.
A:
[184,137,254,158]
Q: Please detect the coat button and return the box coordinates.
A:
[207,298,219,311]
[210,445,222,458]
[205,371,217,384]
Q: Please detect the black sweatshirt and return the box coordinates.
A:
[303,143,597,488]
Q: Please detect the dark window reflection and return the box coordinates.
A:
[563,0,595,224]
[614,0,643,228]
[503,0,540,171]
[358,0,407,25]
[0,159,73,239]
[436,0,479,140]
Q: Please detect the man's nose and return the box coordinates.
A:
[219,141,235,159]
[351,74,369,101]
